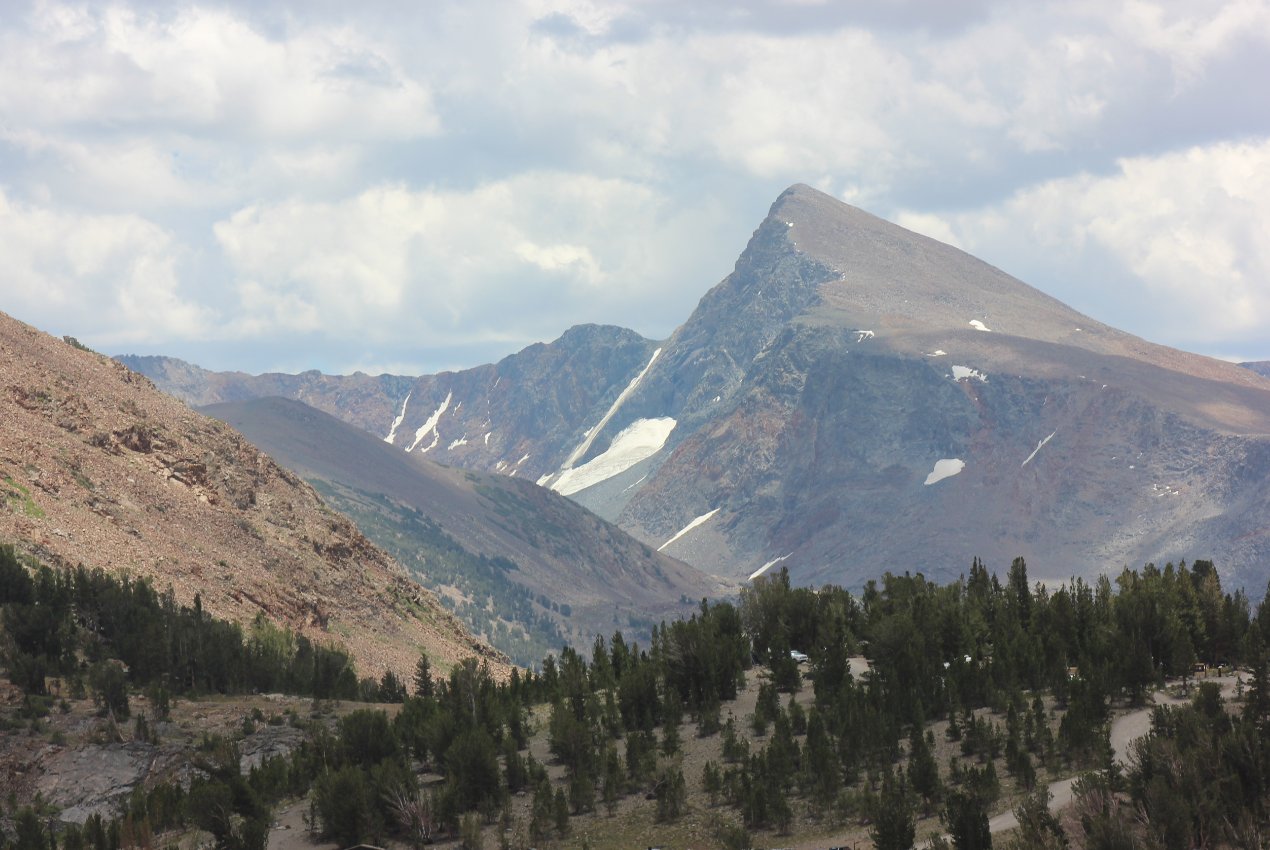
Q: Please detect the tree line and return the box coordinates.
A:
[5,540,1270,849]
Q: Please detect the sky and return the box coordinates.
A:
[2,0,1269,375]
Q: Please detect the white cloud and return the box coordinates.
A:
[2,0,1269,368]
[933,138,1270,347]
[2,4,438,141]
[211,172,724,345]
[0,190,213,343]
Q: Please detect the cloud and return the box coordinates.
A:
[913,138,1270,352]
[210,172,739,353]
[1,4,438,141]
[3,0,1269,369]
[0,190,213,344]
[0,3,438,214]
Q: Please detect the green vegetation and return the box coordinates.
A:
[0,544,398,703]
[311,481,565,666]
[3,544,1270,849]
[3,476,45,519]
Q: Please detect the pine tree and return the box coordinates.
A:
[944,788,992,850]
[908,727,942,811]
[870,769,916,850]
[413,652,433,699]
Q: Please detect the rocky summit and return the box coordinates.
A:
[121,185,1270,594]
[2,312,502,677]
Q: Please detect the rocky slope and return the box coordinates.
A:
[2,312,501,677]
[121,186,1270,593]
[200,396,726,662]
[1243,361,1270,380]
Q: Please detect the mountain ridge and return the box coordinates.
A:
[118,184,1270,594]
[198,395,727,662]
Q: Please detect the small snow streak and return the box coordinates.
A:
[1021,431,1057,468]
[969,320,992,332]
[407,391,452,452]
[658,508,720,552]
[384,392,411,444]
[854,330,875,342]
[924,458,965,486]
[926,350,947,357]
[749,554,790,581]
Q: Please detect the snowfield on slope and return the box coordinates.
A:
[551,417,677,496]
[951,365,987,382]
[924,458,965,485]
[561,348,662,470]
[407,392,451,452]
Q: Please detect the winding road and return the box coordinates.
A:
[986,674,1241,835]
[793,674,1241,849]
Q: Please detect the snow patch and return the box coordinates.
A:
[561,348,662,470]
[384,392,411,444]
[536,473,553,486]
[924,458,965,486]
[749,554,790,582]
[406,391,451,453]
[854,330,875,342]
[658,508,720,552]
[484,432,491,445]
[516,454,530,466]
[552,418,677,496]
[926,350,947,357]
[969,320,992,332]
[448,435,469,450]
[951,365,987,382]
[1021,431,1057,467]
[495,461,507,472]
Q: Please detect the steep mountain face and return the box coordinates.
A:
[200,396,725,664]
[118,324,659,482]
[2,313,501,677]
[1243,361,1270,380]
[122,185,1270,593]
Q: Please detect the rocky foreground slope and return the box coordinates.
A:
[2,312,501,677]
[122,186,1270,593]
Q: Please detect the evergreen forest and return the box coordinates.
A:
[4,541,1270,850]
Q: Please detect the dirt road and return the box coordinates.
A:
[987,674,1241,835]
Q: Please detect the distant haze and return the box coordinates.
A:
[3,0,1268,373]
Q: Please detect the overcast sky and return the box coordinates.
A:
[3,0,1269,375]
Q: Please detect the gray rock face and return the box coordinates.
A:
[122,185,1270,593]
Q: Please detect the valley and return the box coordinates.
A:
[122,185,1270,598]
